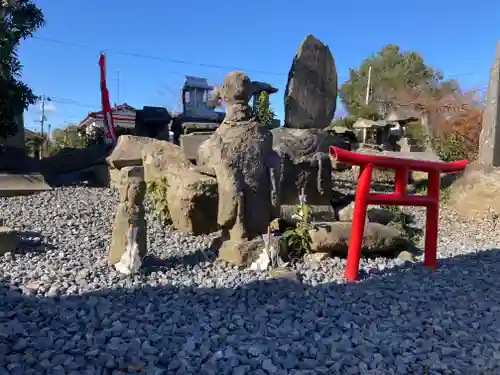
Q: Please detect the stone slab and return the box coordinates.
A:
[0,173,52,197]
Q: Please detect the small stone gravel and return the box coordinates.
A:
[1,185,500,374]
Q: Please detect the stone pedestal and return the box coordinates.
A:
[272,128,346,205]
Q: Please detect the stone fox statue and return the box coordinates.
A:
[198,71,281,243]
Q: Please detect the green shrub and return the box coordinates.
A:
[404,120,428,149]
[431,133,469,162]
[146,178,172,225]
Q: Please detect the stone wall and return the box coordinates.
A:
[0,114,25,149]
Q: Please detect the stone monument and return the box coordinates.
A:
[284,34,338,129]
[447,40,500,219]
[477,40,500,167]
[272,34,345,206]
[198,71,281,265]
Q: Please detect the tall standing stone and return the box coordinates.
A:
[284,34,338,129]
[108,166,147,265]
[477,40,500,166]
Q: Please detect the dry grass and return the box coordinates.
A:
[447,165,500,219]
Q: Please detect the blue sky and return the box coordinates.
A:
[20,0,499,131]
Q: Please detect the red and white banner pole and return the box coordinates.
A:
[98,52,117,144]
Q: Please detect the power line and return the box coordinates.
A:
[32,35,489,85]
[49,97,99,109]
[32,36,287,77]
[43,85,489,115]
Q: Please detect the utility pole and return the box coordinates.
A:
[39,94,51,155]
[117,71,120,104]
[365,65,372,105]
[47,123,51,150]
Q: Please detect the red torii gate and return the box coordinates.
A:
[329,146,468,281]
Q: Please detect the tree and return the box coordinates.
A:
[339,44,444,118]
[47,124,89,155]
[0,0,44,139]
[255,91,276,127]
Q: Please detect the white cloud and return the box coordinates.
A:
[40,101,57,113]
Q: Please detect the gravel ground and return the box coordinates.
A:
[1,185,500,374]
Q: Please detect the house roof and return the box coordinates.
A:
[77,103,136,128]
[183,76,213,90]
[24,128,44,139]
[386,108,420,123]
[352,118,398,129]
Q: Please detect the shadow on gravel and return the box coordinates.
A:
[2,249,500,374]
[141,248,217,275]
[14,230,55,254]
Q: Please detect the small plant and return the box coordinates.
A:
[255,91,276,128]
[283,221,313,255]
[283,189,314,256]
[146,177,172,225]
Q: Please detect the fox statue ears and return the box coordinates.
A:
[208,76,277,105]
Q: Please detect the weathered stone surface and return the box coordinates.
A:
[217,234,287,267]
[284,34,338,129]
[339,202,396,225]
[0,173,52,197]
[107,135,157,169]
[199,71,281,262]
[309,221,406,257]
[109,167,121,189]
[271,128,345,205]
[203,119,279,239]
[141,139,193,183]
[268,268,300,282]
[217,237,265,267]
[0,227,19,256]
[108,166,147,265]
[140,138,218,234]
[352,165,396,184]
[397,250,414,261]
[477,40,500,167]
[180,132,212,162]
[165,169,219,235]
